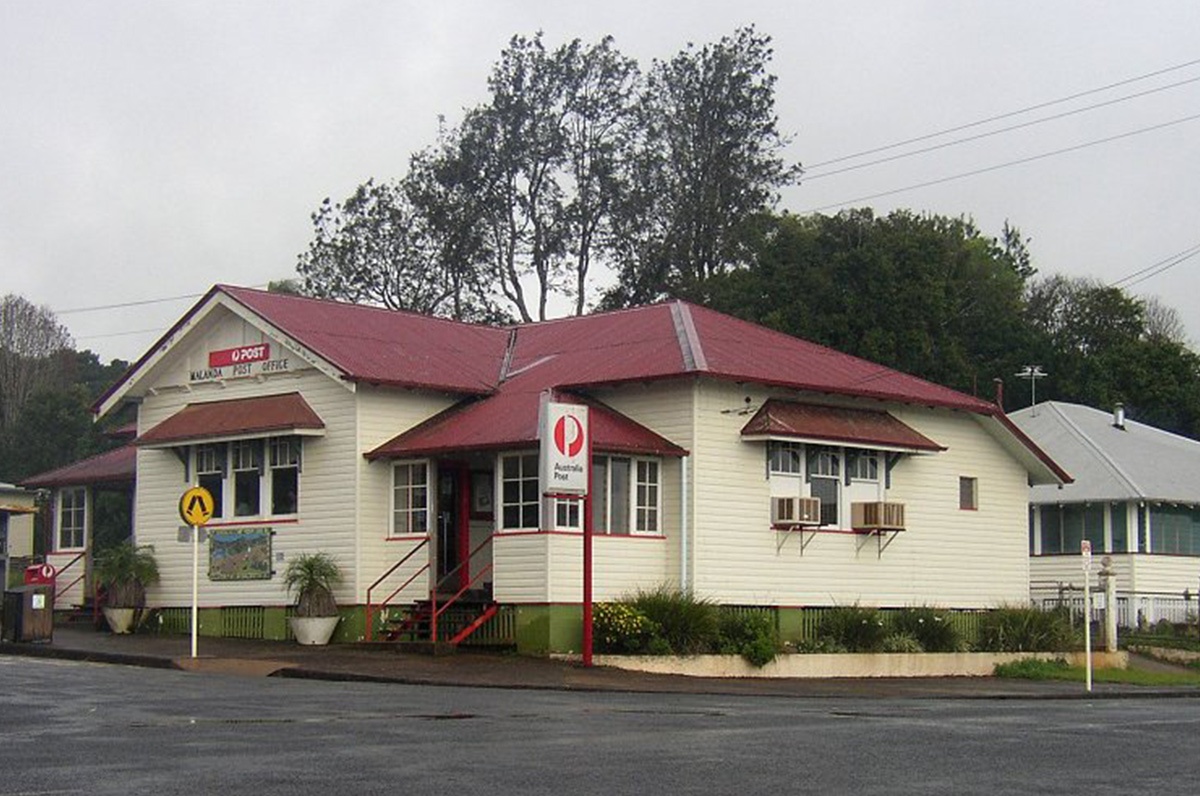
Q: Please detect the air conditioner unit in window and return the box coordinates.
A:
[851,501,905,530]
[772,496,822,527]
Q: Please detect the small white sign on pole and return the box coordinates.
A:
[539,400,590,496]
[1081,538,1093,693]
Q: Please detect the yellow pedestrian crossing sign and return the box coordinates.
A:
[179,486,215,526]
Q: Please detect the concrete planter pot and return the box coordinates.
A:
[289,615,339,645]
[102,607,138,635]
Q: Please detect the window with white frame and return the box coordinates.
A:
[501,453,540,530]
[636,460,660,533]
[196,443,226,520]
[269,438,300,515]
[58,486,86,550]
[554,497,582,530]
[193,437,303,521]
[768,442,803,474]
[849,450,879,481]
[959,476,978,511]
[809,447,840,526]
[232,440,262,517]
[391,461,429,535]
[589,455,662,535]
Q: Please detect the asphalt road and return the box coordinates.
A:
[2,655,1198,795]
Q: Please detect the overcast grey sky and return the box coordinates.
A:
[3,1,1198,364]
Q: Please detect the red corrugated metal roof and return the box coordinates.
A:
[679,304,995,413]
[22,444,137,489]
[366,388,688,460]
[101,287,997,416]
[222,286,510,394]
[740,400,945,452]
[92,286,1064,476]
[135,392,324,447]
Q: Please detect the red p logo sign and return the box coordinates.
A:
[553,414,585,457]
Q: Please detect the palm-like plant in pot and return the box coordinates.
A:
[284,551,342,645]
[93,541,160,634]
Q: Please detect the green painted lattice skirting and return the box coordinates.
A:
[143,604,983,653]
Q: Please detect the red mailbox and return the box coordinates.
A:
[23,563,56,586]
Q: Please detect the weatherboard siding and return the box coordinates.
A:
[1030,554,1134,598]
[1131,555,1200,596]
[137,363,360,609]
[688,382,1031,608]
[493,533,550,603]
[590,381,697,590]
[354,385,456,602]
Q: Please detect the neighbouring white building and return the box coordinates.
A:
[0,482,38,587]
[26,286,1068,652]
[1013,401,1200,627]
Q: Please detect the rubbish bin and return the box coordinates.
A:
[2,585,54,643]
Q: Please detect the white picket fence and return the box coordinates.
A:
[1034,592,1195,629]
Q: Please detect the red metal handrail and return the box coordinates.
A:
[365,537,430,642]
[432,563,494,641]
[51,551,87,600]
[430,534,496,643]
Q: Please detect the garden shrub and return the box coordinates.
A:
[792,637,849,654]
[976,606,1074,652]
[593,603,657,654]
[630,586,720,655]
[718,611,780,667]
[993,657,1070,679]
[818,605,888,652]
[890,607,963,652]
[881,632,924,653]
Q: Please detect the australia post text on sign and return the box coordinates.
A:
[539,402,589,496]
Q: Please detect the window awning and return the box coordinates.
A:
[740,400,944,453]
[135,392,326,449]
[21,444,137,489]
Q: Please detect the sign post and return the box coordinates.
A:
[1081,539,1093,693]
[179,486,214,659]
[539,398,592,666]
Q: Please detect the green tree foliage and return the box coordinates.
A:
[604,26,801,307]
[0,346,131,484]
[0,294,73,433]
[705,209,1033,395]
[297,178,502,321]
[299,28,796,320]
[1023,275,1200,436]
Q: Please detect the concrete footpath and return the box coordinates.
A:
[3,626,1198,700]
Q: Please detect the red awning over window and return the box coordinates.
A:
[135,392,325,448]
[741,400,944,452]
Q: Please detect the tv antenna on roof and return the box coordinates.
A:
[1014,365,1047,414]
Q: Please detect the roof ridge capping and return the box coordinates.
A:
[669,301,708,373]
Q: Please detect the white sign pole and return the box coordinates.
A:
[1081,539,1093,693]
[191,522,199,659]
[179,485,213,660]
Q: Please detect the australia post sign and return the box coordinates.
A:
[539,401,590,496]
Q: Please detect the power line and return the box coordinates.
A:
[803,74,1200,181]
[55,292,206,315]
[802,111,1200,214]
[74,327,167,341]
[805,56,1200,171]
[1112,243,1200,290]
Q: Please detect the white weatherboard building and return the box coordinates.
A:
[0,482,38,587]
[29,286,1068,652]
[1013,401,1200,626]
